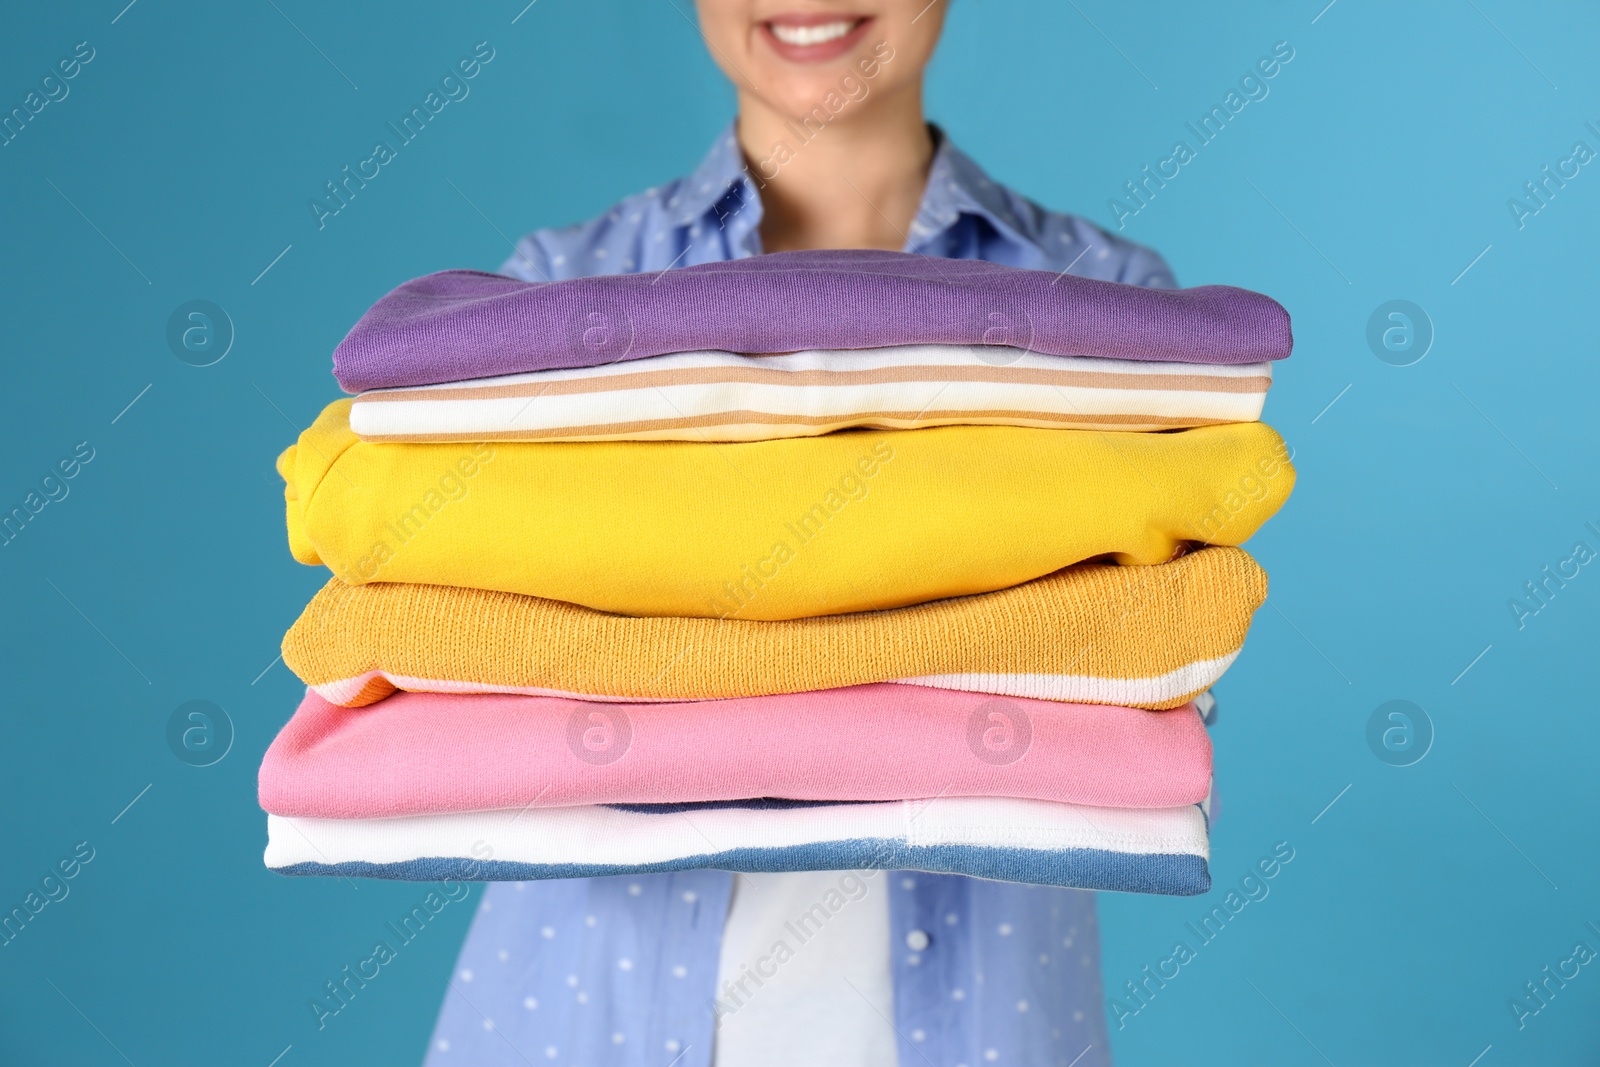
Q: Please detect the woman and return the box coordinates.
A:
[426,3,1175,1064]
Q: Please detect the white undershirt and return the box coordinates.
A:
[711,870,898,1067]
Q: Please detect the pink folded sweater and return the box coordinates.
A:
[259,685,1212,818]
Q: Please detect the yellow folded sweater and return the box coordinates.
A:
[279,398,1292,619]
[283,545,1267,710]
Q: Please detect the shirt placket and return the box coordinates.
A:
[888,872,972,1060]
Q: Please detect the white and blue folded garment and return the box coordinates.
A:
[265,796,1212,895]
[346,345,1274,444]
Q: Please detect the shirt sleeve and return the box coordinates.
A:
[1116,242,1178,289]
[1025,206,1179,290]
[500,233,556,282]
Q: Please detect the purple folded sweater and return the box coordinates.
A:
[332,249,1292,392]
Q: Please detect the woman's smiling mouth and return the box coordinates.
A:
[761,14,874,62]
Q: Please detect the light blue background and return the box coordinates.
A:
[3,1,1597,1064]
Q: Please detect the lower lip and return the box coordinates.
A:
[760,18,874,63]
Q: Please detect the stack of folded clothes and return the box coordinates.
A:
[261,249,1294,897]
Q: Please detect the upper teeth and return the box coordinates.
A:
[771,20,856,46]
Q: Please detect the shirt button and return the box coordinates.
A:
[906,929,931,952]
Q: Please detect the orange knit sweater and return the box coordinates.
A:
[283,545,1267,710]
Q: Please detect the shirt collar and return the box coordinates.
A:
[674,122,1031,254]
[674,126,748,219]
[907,128,1033,250]
[670,125,764,253]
